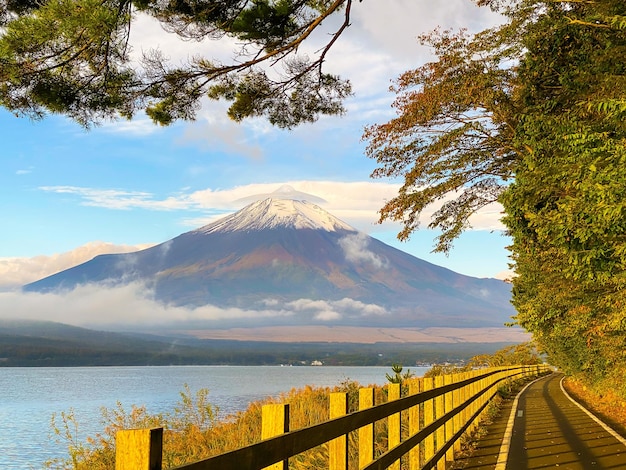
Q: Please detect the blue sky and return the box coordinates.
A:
[0,1,511,294]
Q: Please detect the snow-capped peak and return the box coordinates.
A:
[194,198,356,234]
[233,184,327,206]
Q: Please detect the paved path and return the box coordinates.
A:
[456,373,626,469]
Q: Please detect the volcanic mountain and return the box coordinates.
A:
[24,198,515,328]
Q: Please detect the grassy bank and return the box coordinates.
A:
[46,380,389,469]
[46,344,544,469]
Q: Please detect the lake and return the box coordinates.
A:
[1,365,429,469]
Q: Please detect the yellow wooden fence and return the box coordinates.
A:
[116,364,551,470]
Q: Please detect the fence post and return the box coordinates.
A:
[262,404,289,470]
[452,373,463,456]
[115,428,163,470]
[329,392,348,470]
[461,372,470,438]
[444,374,455,464]
[469,370,480,435]
[478,371,489,422]
[408,378,421,470]
[359,387,375,468]
[388,383,401,470]
[434,375,446,470]
[422,376,435,466]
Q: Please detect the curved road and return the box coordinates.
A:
[457,373,626,469]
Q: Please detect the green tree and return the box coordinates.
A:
[385,363,414,384]
[468,342,541,368]
[0,0,355,127]
[501,0,626,389]
[364,0,626,393]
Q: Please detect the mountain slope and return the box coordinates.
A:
[23,198,514,328]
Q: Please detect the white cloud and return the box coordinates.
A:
[468,202,506,231]
[35,180,395,227]
[339,233,388,269]
[99,116,165,136]
[37,180,506,237]
[331,298,388,317]
[0,284,388,328]
[314,310,342,321]
[128,12,242,67]
[178,110,264,161]
[282,299,341,321]
[0,283,272,326]
[494,269,516,282]
[0,242,154,290]
[315,0,505,125]
[279,297,388,322]
[38,185,198,211]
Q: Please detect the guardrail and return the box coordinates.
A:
[116,364,551,470]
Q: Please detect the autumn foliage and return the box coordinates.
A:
[365,0,626,396]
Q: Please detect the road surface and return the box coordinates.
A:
[456,373,626,469]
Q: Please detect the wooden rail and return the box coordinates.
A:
[116,365,550,470]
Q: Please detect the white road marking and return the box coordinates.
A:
[495,374,551,470]
[559,376,626,447]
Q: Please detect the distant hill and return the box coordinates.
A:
[23,196,514,330]
[0,320,520,367]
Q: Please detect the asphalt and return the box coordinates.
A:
[454,373,626,469]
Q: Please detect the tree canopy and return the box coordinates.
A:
[364,0,626,394]
[0,0,355,127]
[363,22,521,252]
[501,0,626,390]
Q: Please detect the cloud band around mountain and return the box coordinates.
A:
[0,282,388,329]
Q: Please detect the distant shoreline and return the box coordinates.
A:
[0,320,528,367]
[171,325,530,344]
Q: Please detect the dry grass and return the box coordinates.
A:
[562,377,626,437]
[46,380,392,470]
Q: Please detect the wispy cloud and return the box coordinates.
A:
[38,186,196,211]
[99,116,165,136]
[38,181,506,233]
[0,241,154,290]
[494,269,515,282]
[0,283,388,328]
[339,233,388,269]
[177,103,265,161]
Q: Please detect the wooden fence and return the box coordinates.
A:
[116,364,551,470]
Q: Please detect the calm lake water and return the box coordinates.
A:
[1,365,429,469]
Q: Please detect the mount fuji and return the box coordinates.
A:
[23,194,515,330]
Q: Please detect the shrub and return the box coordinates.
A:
[46,380,392,470]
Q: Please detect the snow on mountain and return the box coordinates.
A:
[234,184,327,206]
[195,198,356,234]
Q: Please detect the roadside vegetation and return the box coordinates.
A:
[45,343,544,469]
[46,380,384,469]
[562,377,626,438]
[364,0,626,399]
